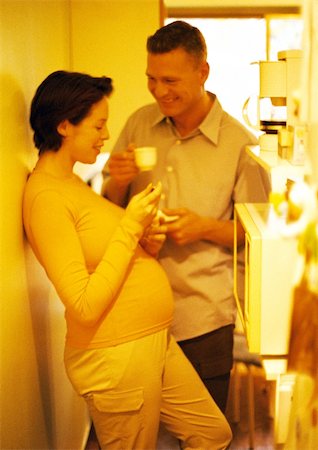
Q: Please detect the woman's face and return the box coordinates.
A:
[66,96,109,165]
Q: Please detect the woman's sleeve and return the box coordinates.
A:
[27,190,143,326]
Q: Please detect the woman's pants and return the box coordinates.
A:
[64,329,232,450]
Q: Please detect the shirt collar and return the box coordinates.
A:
[150,107,166,127]
[150,92,223,145]
[199,93,223,145]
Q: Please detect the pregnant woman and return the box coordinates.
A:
[23,70,232,450]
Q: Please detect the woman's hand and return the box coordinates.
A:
[140,215,168,257]
[125,182,162,230]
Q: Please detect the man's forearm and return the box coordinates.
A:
[202,217,245,249]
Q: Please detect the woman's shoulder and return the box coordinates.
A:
[24,170,64,198]
[23,170,83,214]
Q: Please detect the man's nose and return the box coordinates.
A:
[151,82,169,98]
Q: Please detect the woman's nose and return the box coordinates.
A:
[102,125,110,141]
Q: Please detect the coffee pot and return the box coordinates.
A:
[243,50,302,152]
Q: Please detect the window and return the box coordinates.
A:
[165,16,303,132]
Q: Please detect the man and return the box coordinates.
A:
[102,20,270,413]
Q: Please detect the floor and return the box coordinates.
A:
[85,362,275,450]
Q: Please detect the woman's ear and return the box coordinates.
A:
[57,119,69,137]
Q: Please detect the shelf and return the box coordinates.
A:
[246,145,306,191]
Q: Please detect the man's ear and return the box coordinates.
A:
[57,119,69,137]
[200,61,210,85]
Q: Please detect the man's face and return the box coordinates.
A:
[146,48,209,122]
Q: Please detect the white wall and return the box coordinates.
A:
[0,0,160,448]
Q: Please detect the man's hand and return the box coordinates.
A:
[162,207,242,248]
[107,144,139,189]
[163,208,206,245]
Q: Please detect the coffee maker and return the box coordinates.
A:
[243,50,305,162]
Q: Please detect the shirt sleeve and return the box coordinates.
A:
[234,150,271,203]
[27,190,143,326]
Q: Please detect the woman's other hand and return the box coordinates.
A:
[125,182,162,230]
[140,215,168,257]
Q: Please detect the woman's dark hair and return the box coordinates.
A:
[147,20,207,64]
[30,70,113,153]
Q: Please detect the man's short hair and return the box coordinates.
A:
[147,20,207,64]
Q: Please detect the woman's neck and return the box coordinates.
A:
[35,149,74,178]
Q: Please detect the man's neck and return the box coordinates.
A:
[172,92,214,137]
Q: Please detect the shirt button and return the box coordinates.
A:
[166,166,174,173]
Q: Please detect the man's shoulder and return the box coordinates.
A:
[222,110,258,145]
[204,96,258,146]
[113,102,164,150]
[129,102,162,123]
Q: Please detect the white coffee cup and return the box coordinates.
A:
[134,146,157,171]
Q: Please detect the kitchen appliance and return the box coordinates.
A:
[234,202,299,356]
[234,202,300,444]
[243,50,302,153]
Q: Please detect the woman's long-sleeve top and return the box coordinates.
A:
[23,170,174,349]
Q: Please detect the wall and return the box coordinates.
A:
[0,2,90,448]
[0,0,159,448]
[71,0,158,152]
